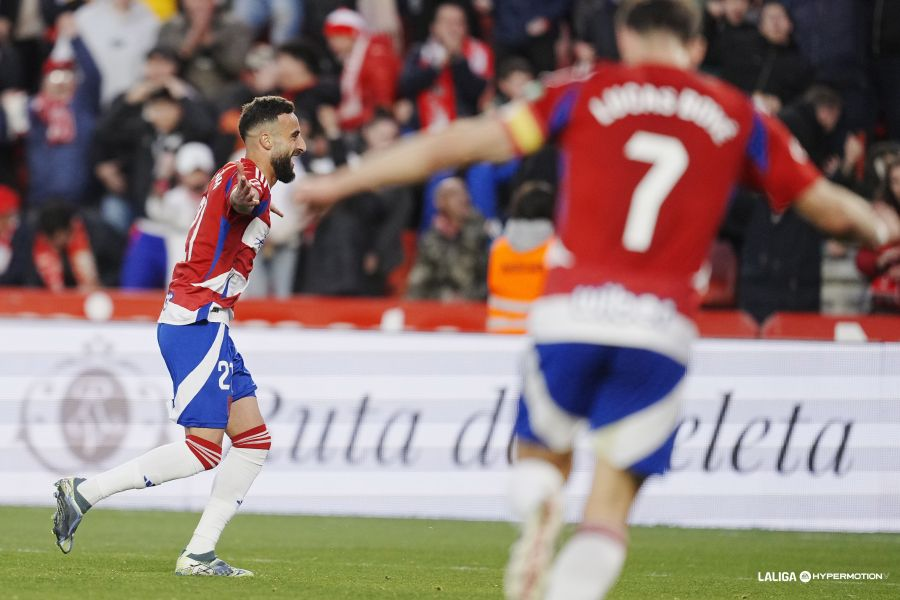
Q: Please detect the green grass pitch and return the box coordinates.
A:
[0,506,896,599]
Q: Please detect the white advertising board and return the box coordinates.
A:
[1,318,898,532]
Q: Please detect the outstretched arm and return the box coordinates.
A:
[795,178,899,249]
[298,113,517,210]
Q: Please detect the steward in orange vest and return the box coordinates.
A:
[487,182,556,334]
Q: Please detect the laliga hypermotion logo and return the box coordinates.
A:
[19,337,169,472]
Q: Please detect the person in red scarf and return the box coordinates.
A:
[398,1,493,131]
[26,13,101,208]
[323,8,399,132]
[857,158,900,312]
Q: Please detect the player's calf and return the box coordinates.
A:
[183,424,272,557]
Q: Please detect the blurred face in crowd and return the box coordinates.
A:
[145,54,178,85]
[435,177,471,225]
[759,3,792,46]
[499,69,534,102]
[276,52,314,90]
[723,0,750,26]
[326,33,356,62]
[143,97,183,134]
[0,210,17,238]
[432,4,467,52]
[815,103,841,133]
[42,68,76,101]
[362,117,399,152]
[181,169,210,196]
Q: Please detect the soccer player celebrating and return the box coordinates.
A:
[297,1,900,597]
[52,96,306,576]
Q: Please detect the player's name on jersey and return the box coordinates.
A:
[588,83,738,146]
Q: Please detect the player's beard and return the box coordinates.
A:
[272,151,295,183]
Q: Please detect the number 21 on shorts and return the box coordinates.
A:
[622,131,688,252]
[218,360,233,390]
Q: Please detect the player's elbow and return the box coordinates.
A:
[796,179,857,239]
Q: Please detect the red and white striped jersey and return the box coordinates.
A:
[158,158,271,325]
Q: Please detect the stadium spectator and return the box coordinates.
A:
[747,0,812,114]
[294,102,379,296]
[323,8,400,132]
[232,0,303,46]
[119,141,215,290]
[572,0,621,61]
[356,0,404,50]
[738,86,845,323]
[492,56,536,106]
[156,0,253,101]
[491,0,571,75]
[702,0,759,81]
[74,0,160,106]
[867,0,900,140]
[26,15,101,209]
[93,81,215,230]
[0,185,20,280]
[355,111,414,296]
[0,33,26,188]
[783,0,869,131]
[275,40,341,133]
[213,44,280,164]
[856,158,900,312]
[487,180,556,334]
[398,1,493,131]
[406,176,490,301]
[0,200,99,291]
[0,0,50,94]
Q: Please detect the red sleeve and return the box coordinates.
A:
[741,110,821,213]
[499,68,586,155]
[856,246,879,278]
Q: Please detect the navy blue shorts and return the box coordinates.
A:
[157,321,257,429]
[514,343,686,476]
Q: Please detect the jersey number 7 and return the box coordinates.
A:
[621,131,689,252]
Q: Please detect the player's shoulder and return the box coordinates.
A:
[539,63,598,91]
[208,161,238,195]
[684,70,755,117]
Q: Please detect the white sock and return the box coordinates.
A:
[545,525,628,600]
[76,436,222,509]
[508,458,565,520]
[185,425,271,556]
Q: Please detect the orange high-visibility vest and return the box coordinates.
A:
[487,235,555,334]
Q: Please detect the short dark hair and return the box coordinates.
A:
[238,95,295,141]
[497,57,534,82]
[616,0,702,43]
[803,85,842,110]
[38,201,76,236]
[510,181,555,220]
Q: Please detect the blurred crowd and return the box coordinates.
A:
[0,0,898,320]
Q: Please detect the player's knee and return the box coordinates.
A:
[185,435,223,471]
